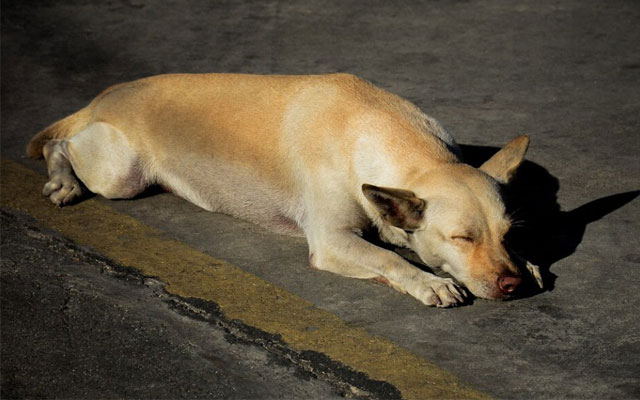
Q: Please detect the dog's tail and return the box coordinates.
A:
[26,106,92,159]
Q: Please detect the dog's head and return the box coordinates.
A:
[363,136,530,300]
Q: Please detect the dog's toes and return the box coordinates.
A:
[408,273,467,307]
[526,261,544,289]
[425,288,442,307]
[435,286,464,308]
[415,286,442,307]
[417,277,466,308]
[43,175,83,206]
[62,183,82,204]
[42,180,61,197]
[446,282,467,303]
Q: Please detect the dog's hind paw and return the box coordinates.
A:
[42,173,83,206]
[413,275,467,308]
[526,261,544,289]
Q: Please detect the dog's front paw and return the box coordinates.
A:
[42,173,83,206]
[413,275,467,308]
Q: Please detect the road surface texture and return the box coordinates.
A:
[1,1,639,399]
[0,209,361,399]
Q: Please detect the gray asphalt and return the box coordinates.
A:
[0,209,348,399]
[2,0,640,399]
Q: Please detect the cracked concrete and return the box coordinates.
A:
[1,209,373,399]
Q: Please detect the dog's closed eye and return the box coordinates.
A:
[451,235,474,244]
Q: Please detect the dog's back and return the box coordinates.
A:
[28,73,458,235]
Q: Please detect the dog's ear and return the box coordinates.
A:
[362,184,426,230]
[480,135,530,184]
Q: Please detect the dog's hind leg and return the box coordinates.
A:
[42,122,148,206]
[42,139,84,206]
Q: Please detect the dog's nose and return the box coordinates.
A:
[498,274,522,294]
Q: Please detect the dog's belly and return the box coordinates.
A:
[154,156,305,236]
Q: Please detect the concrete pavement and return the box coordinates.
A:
[2,1,639,398]
[1,207,349,399]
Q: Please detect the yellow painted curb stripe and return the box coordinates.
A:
[1,158,488,400]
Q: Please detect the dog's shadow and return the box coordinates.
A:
[461,144,639,294]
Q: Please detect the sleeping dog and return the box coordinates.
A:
[27,73,543,307]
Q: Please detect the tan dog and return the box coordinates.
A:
[27,73,543,307]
